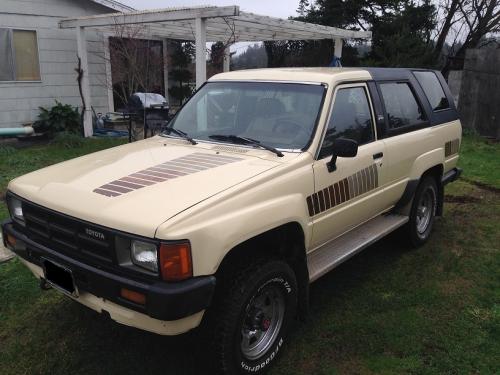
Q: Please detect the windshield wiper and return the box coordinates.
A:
[162,127,197,145]
[209,134,284,157]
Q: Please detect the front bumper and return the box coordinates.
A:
[2,220,215,332]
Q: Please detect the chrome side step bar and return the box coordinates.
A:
[307,214,409,282]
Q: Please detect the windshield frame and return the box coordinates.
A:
[162,80,328,153]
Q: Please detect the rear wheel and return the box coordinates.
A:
[204,259,298,374]
[407,176,438,247]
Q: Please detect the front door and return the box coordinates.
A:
[309,83,390,249]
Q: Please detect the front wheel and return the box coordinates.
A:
[205,259,298,374]
[407,176,438,247]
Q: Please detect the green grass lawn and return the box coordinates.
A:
[0,136,499,375]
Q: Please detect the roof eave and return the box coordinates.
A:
[90,0,135,13]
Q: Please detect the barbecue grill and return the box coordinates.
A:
[127,93,170,138]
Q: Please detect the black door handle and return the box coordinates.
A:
[373,152,384,159]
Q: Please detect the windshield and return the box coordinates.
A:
[166,81,326,150]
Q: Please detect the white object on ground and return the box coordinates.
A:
[0,233,15,263]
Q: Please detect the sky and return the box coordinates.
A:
[119,0,300,19]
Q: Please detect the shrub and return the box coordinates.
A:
[34,101,81,136]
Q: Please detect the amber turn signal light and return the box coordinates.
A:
[120,288,146,305]
[159,242,193,282]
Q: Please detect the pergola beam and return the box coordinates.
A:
[60,5,372,137]
[236,12,371,40]
[59,6,240,29]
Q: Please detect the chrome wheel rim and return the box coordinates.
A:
[240,284,285,361]
[416,188,435,234]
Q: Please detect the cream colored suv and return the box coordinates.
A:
[3,68,461,374]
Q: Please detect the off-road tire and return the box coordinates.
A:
[407,176,438,247]
[203,259,298,374]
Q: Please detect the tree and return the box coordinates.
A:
[232,43,268,69]
[168,41,195,106]
[368,1,437,67]
[435,0,500,74]
[296,0,500,73]
[106,24,165,109]
[296,0,438,68]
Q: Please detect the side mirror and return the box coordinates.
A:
[327,138,358,172]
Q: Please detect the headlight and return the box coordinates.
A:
[7,195,25,226]
[130,240,158,272]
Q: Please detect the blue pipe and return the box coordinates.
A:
[0,127,34,136]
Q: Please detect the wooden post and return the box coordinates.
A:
[103,35,114,113]
[334,37,343,59]
[223,44,231,72]
[76,26,92,137]
[163,39,169,103]
[195,17,207,88]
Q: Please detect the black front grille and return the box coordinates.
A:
[22,202,114,263]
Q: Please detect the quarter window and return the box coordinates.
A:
[379,82,426,129]
[413,71,450,111]
[0,29,40,81]
[319,86,374,159]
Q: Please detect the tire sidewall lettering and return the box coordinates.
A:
[239,272,295,374]
[240,338,284,373]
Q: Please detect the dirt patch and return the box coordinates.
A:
[444,195,482,204]
[461,177,500,194]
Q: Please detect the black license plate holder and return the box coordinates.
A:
[42,258,78,297]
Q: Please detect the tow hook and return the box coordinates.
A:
[40,278,51,291]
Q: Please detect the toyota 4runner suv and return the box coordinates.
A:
[2,67,461,374]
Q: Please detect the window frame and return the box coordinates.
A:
[376,79,429,137]
[0,28,42,83]
[412,70,451,113]
[316,82,377,161]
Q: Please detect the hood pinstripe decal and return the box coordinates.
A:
[93,152,242,198]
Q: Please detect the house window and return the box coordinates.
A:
[0,28,40,81]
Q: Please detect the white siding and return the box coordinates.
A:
[0,0,114,128]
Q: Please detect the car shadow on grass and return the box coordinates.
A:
[34,230,413,375]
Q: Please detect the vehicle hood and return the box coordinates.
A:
[9,138,282,237]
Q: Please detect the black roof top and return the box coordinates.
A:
[363,67,439,81]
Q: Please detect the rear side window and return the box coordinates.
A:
[413,71,449,111]
[319,86,374,159]
[379,82,426,129]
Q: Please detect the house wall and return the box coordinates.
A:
[0,0,114,128]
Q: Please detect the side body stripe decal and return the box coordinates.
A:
[306,164,379,217]
[445,139,460,157]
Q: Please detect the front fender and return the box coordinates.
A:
[155,160,314,276]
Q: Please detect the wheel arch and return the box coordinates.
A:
[396,163,444,215]
[214,221,310,318]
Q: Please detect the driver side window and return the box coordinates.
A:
[319,86,375,159]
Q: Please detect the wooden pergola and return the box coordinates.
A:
[59,5,371,137]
